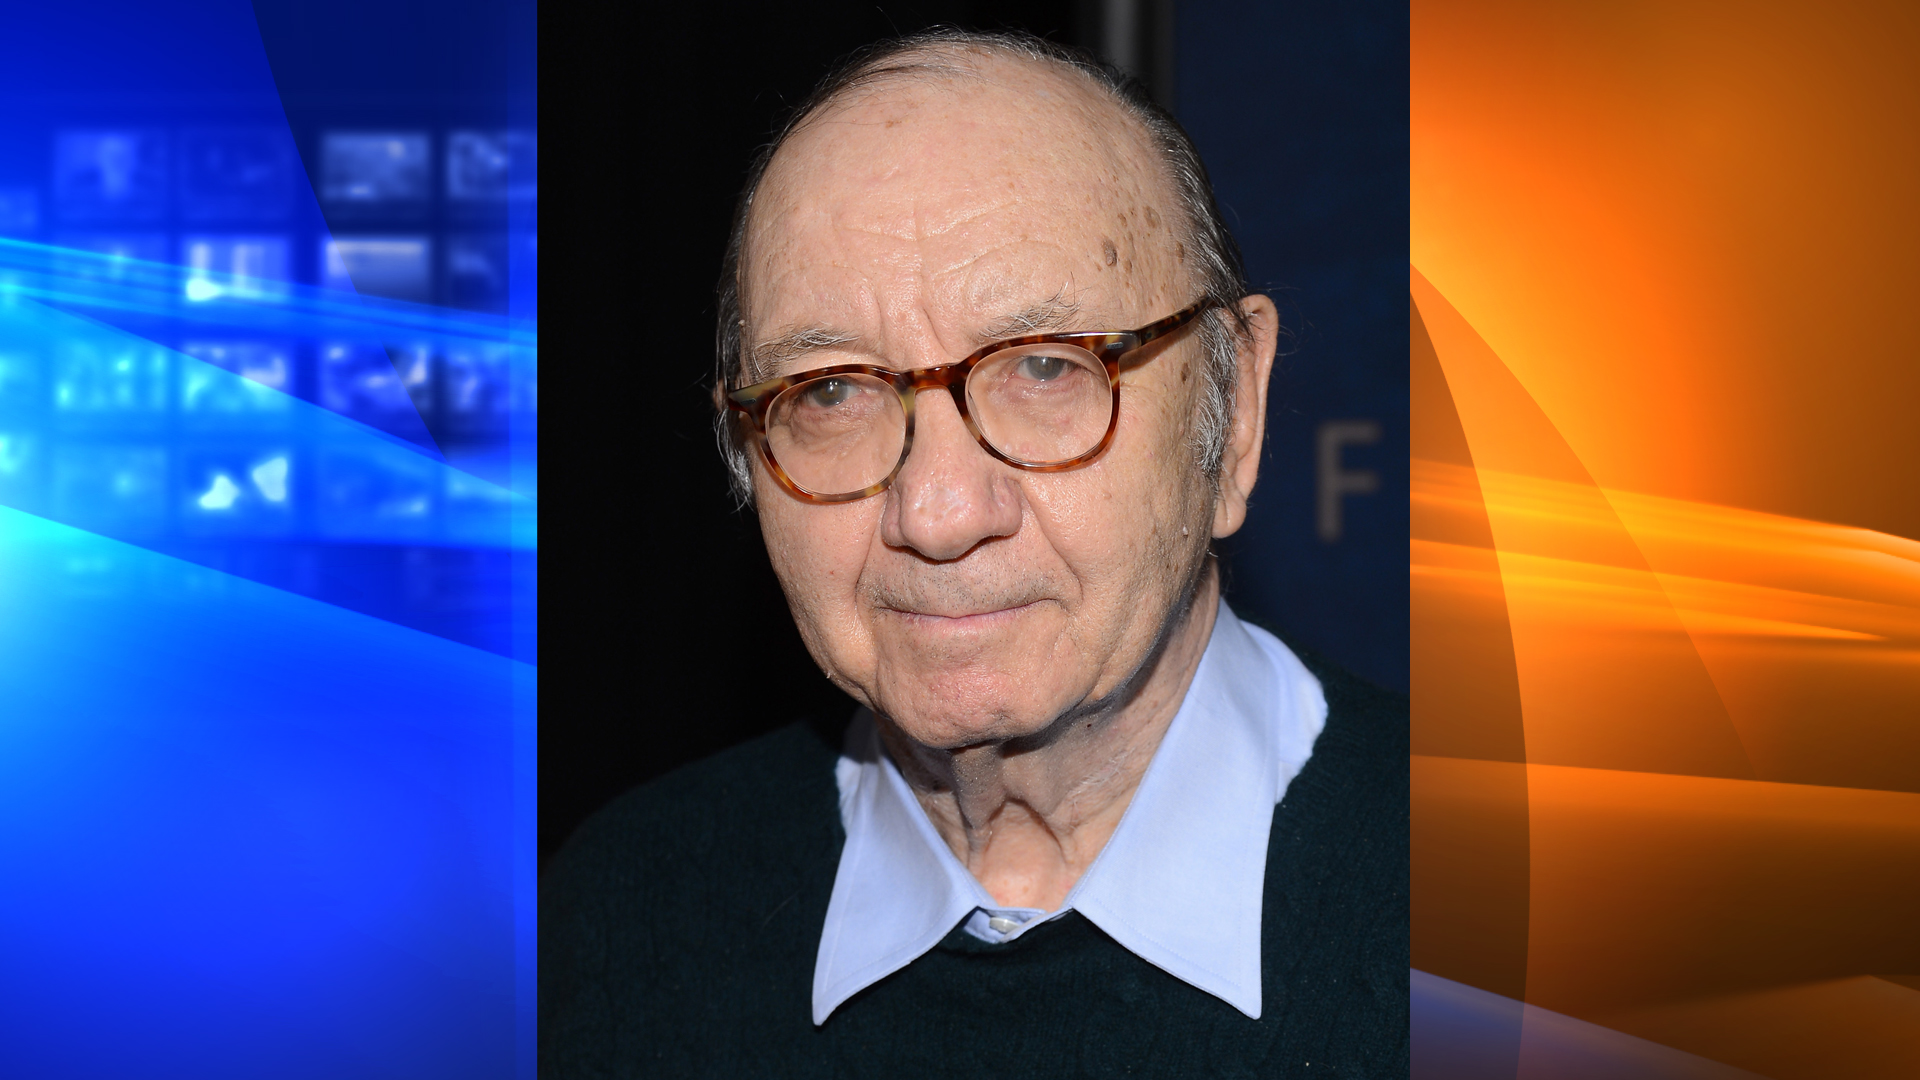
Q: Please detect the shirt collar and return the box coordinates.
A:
[812,601,1327,1024]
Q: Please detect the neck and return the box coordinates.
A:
[880,564,1222,911]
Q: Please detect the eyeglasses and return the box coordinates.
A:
[726,298,1217,503]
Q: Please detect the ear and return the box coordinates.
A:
[1211,294,1279,539]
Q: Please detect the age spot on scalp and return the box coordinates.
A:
[1102,238,1118,266]
[1144,206,1161,230]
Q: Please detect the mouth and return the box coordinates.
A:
[879,599,1047,627]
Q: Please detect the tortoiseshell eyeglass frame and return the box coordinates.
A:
[726,297,1219,503]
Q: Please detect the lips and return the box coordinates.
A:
[864,579,1053,620]
[881,599,1045,622]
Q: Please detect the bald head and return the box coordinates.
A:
[740,52,1189,387]
[714,31,1254,502]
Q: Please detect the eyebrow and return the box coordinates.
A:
[974,294,1083,343]
[744,294,1087,382]
[747,327,862,382]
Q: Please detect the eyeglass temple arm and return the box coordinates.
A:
[1125,297,1219,355]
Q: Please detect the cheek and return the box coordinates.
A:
[1119,379,1204,501]
[1054,381,1209,577]
[757,494,879,621]
[1040,369,1200,513]
[1024,454,1180,589]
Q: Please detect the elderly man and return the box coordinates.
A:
[544,30,1405,1076]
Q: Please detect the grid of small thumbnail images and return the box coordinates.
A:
[0,127,534,552]
[6,126,535,429]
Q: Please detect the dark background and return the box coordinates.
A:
[540,0,1406,868]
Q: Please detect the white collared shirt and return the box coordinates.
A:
[812,601,1327,1024]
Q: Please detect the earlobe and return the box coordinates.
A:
[1211,295,1279,540]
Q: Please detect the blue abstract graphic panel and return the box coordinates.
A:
[0,1,535,1075]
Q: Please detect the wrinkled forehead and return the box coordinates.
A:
[740,55,1177,313]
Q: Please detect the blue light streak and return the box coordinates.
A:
[0,236,538,356]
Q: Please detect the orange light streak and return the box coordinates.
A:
[1411,6,1920,1068]
[1411,263,1920,1074]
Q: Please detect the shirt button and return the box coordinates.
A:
[987,916,1021,935]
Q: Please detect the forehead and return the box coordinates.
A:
[742,56,1175,323]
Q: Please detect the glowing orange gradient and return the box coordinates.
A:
[1413,284,1920,1072]
[1413,0,1920,542]
[1412,270,1920,1076]
[1410,9,1920,1060]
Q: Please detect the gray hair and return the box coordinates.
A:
[713,29,1254,505]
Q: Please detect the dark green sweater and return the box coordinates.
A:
[542,655,1408,1078]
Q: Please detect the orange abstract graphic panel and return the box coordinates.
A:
[1411,4,1920,1076]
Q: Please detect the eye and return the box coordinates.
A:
[802,377,857,408]
[1015,354,1075,382]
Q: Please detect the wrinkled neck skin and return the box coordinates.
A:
[876,560,1222,912]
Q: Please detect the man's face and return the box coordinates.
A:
[741,60,1229,750]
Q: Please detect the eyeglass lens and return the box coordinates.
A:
[762,342,1113,497]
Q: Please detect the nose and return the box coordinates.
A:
[878,386,1023,561]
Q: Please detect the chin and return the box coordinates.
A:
[875,671,1073,750]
